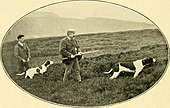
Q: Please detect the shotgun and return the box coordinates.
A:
[62,50,99,60]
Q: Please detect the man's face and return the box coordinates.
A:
[19,37,25,43]
[68,32,75,38]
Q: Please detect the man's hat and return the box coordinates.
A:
[17,34,24,39]
[67,29,75,34]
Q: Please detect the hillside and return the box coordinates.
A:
[4,12,156,42]
[1,29,168,106]
[2,29,167,72]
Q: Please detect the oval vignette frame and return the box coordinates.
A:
[0,0,169,107]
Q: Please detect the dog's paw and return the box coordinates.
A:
[133,76,137,78]
[109,77,116,80]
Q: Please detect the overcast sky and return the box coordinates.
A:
[37,0,152,24]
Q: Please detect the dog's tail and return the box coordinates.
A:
[16,72,25,76]
[104,69,113,74]
[104,71,111,74]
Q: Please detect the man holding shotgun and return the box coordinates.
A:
[59,29,82,83]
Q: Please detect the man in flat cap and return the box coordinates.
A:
[14,35,31,73]
[59,29,82,83]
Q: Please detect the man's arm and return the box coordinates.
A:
[14,45,24,61]
[25,43,31,58]
[75,39,82,54]
[59,39,72,57]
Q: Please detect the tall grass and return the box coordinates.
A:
[1,29,168,106]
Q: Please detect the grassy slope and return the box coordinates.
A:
[1,29,169,106]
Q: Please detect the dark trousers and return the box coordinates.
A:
[63,58,81,82]
[18,60,30,72]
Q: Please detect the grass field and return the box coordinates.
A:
[1,29,169,106]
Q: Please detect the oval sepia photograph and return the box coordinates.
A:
[0,0,169,107]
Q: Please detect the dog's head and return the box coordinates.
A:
[142,57,156,66]
[44,60,54,67]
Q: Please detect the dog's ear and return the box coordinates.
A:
[142,57,154,66]
[36,68,40,73]
[44,60,50,66]
[148,58,154,63]
[142,58,147,66]
[39,66,42,70]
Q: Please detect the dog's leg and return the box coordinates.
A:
[133,68,142,78]
[30,76,33,79]
[104,68,113,74]
[109,71,121,79]
[25,74,28,79]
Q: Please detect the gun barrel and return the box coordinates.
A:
[82,50,99,54]
[62,50,99,60]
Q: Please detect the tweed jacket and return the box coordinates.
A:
[14,42,31,61]
[59,37,81,63]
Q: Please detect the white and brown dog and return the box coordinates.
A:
[16,60,54,79]
[104,57,156,79]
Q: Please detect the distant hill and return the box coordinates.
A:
[4,12,156,42]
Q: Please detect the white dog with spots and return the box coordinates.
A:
[16,60,54,79]
[104,57,156,79]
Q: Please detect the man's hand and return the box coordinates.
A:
[70,54,76,58]
[27,58,30,62]
[77,52,83,56]
[22,59,26,62]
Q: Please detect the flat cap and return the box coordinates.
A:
[67,29,75,34]
[17,35,24,39]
